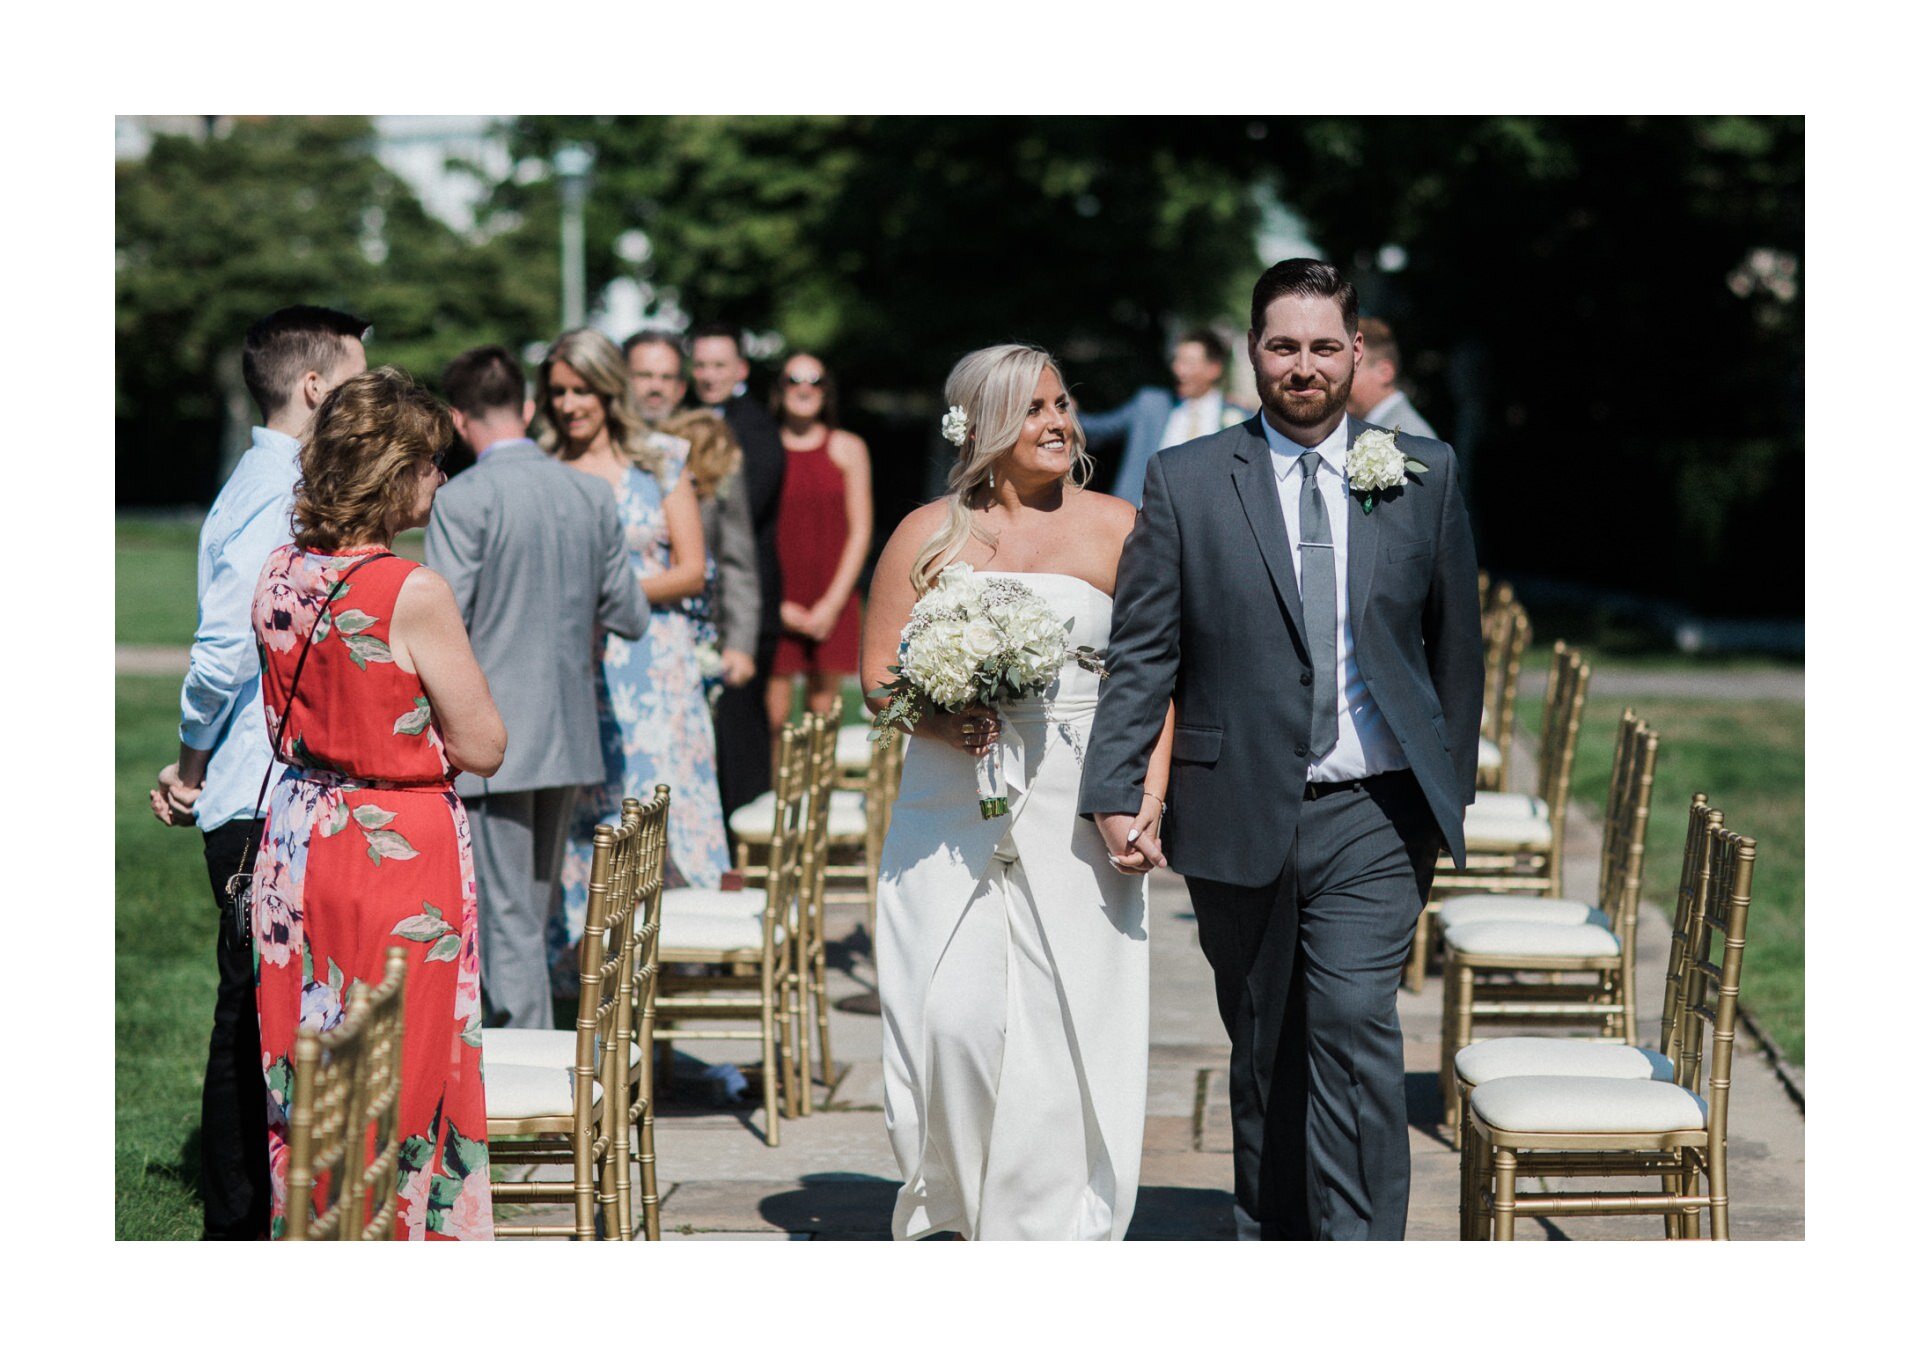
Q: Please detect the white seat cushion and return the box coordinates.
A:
[483,1060,601,1120]
[664,884,768,920]
[1439,895,1605,929]
[1471,1075,1706,1135]
[661,909,783,952]
[836,724,874,772]
[1477,736,1502,771]
[483,1027,642,1071]
[729,789,868,840]
[1444,919,1622,959]
[1462,809,1555,851]
[1468,792,1549,821]
[1455,1037,1674,1086]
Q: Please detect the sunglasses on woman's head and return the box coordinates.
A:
[782,372,825,386]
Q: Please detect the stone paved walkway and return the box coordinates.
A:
[503,716,1805,1241]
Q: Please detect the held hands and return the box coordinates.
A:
[917,705,999,758]
[719,648,756,686]
[1096,796,1166,876]
[150,762,200,828]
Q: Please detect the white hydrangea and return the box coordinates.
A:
[942,405,970,446]
[1347,428,1409,493]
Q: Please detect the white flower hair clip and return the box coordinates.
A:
[941,405,970,447]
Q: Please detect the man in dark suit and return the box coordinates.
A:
[690,321,785,819]
[428,346,648,1029]
[1080,259,1482,1240]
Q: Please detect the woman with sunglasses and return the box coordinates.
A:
[248,366,506,1239]
[539,330,731,945]
[767,352,873,731]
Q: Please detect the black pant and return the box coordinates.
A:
[1186,772,1441,1240]
[712,634,777,823]
[200,818,270,1240]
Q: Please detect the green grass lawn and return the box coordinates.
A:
[116,518,425,653]
[116,518,203,647]
[117,675,227,1239]
[1516,693,1805,1066]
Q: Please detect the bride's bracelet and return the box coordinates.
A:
[1141,789,1165,815]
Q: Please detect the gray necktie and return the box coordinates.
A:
[1297,450,1338,759]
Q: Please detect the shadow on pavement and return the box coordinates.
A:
[756,1172,899,1239]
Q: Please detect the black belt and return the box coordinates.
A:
[1303,770,1412,801]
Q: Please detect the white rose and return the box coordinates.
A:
[1347,428,1408,493]
[961,619,1002,662]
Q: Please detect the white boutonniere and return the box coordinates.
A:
[1347,426,1429,514]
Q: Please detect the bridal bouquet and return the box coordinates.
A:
[868,563,1100,818]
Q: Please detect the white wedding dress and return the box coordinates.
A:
[877,572,1149,1241]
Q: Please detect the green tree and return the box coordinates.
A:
[1264,116,1804,616]
[117,117,549,505]
[491,116,1265,407]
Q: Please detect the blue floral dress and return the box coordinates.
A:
[559,454,731,944]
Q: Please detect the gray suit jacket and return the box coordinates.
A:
[1361,389,1439,441]
[426,440,649,798]
[699,466,761,654]
[1078,416,1482,885]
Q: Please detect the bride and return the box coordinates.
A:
[864,343,1173,1240]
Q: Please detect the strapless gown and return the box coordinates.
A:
[877,572,1149,1240]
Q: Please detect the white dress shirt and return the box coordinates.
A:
[1160,389,1224,449]
[1260,411,1410,784]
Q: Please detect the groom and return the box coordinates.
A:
[1081,259,1482,1240]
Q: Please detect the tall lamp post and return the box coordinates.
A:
[554,143,595,330]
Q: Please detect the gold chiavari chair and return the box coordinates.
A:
[832,718,875,793]
[484,798,648,1239]
[794,709,842,1110]
[621,789,670,1240]
[1436,716,1660,1140]
[655,727,807,1146]
[284,946,409,1241]
[861,729,907,939]
[1456,794,1718,1236]
[1466,816,1757,1240]
[1478,600,1530,794]
[1405,641,1590,992]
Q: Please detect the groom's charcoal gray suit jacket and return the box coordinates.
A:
[426,441,649,799]
[1079,416,1482,887]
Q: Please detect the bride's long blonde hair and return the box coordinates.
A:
[908,343,1092,594]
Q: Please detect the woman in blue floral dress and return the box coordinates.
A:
[538,330,732,948]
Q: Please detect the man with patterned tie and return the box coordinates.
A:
[1078,328,1254,508]
[1081,259,1482,1240]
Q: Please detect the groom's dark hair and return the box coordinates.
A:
[1249,259,1359,339]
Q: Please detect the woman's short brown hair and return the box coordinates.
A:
[293,366,453,551]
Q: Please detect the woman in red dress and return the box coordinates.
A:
[767,352,873,732]
[250,368,507,1240]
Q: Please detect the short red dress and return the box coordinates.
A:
[250,544,492,1241]
[772,430,861,678]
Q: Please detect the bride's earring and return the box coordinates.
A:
[987,466,995,491]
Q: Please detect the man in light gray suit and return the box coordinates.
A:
[1351,316,1441,441]
[428,346,649,1029]
[1081,260,1482,1239]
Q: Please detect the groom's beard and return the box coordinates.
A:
[1259,365,1354,436]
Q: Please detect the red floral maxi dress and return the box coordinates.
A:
[250,544,492,1240]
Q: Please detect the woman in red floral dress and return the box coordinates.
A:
[250,368,507,1240]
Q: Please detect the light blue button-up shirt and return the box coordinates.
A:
[178,426,301,830]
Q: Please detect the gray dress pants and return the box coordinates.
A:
[467,785,578,1030]
[1186,770,1441,1240]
